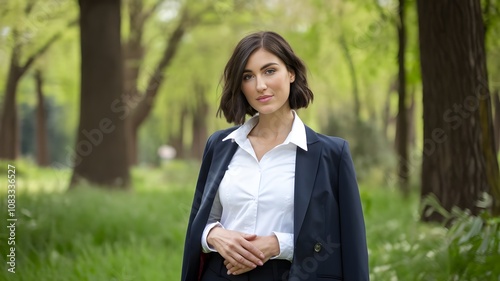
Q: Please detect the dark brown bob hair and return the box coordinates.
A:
[217,31,314,125]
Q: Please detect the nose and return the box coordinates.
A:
[256,76,267,92]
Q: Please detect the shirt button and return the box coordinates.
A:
[314,243,322,253]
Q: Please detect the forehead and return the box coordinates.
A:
[245,48,285,69]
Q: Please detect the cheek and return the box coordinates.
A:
[240,85,253,102]
[241,82,255,96]
[271,75,290,89]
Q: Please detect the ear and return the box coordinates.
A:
[289,70,295,83]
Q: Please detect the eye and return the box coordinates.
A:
[242,74,253,81]
[265,68,276,75]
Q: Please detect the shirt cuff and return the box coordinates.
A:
[201,222,224,253]
[271,232,294,261]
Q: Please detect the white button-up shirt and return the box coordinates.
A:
[201,111,308,261]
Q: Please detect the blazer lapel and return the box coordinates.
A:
[199,139,239,219]
[188,136,238,281]
[294,126,321,245]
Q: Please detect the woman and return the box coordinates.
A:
[181,31,369,281]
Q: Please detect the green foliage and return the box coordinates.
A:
[363,187,450,281]
[447,212,500,280]
[0,160,197,280]
[4,160,499,280]
[0,189,192,280]
[422,193,500,280]
[320,111,396,182]
[2,0,418,167]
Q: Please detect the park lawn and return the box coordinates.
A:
[0,160,498,281]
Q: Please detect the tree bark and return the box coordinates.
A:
[382,77,397,139]
[191,82,209,159]
[493,90,500,153]
[35,69,50,166]
[122,5,190,165]
[169,106,188,160]
[417,0,500,221]
[407,88,416,147]
[0,48,22,160]
[0,14,72,160]
[70,0,130,189]
[395,0,409,195]
[123,0,145,166]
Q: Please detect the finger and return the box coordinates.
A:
[240,232,257,241]
[234,248,263,267]
[239,239,265,261]
[229,253,259,269]
[218,250,253,270]
[229,266,254,275]
[224,261,234,271]
[221,240,263,268]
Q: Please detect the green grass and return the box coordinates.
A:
[361,187,450,280]
[0,160,498,280]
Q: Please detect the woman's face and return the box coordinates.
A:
[240,48,295,117]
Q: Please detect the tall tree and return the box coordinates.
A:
[373,0,413,192]
[71,0,129,189]
[417,0,500,220]
[191,80,209,159]
[122,0,160,166]
[34,69,50,166]
[493,90,500,153]
[168,106,188,159]
[337,5,361,122]
[0,1,76,160]
[0,22,65,159]
[121,0,215,165]
[394,0,409,194]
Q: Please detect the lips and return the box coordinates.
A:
[257,95,273,102]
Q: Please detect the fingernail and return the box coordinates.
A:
[227,270,231,275]
[258,261,263,266]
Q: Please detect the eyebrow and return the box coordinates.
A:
[243,62,279,73]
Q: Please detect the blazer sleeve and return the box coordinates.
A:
[181,133,217,281]
[338,141,370,280]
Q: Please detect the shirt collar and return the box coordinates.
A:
[222,110,308,151]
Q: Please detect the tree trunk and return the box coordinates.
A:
[169,106,188,159]
[123,6,190,166]
[122,0,148,166]
[0,50,22,160]
[417,0,500,221]
[71,0,130,189]
[0,5,69,161]
[382,77,397,139]
[338,31,361,121]
[493,90,500,153]
[407,88,416,147]
[125,119,138,165]
[35,69,50,166]
[191,82,209,160]
[395,0,409,195]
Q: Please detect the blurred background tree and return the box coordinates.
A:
[0,0,76,160]
[0,0,498,212]
[70,0,130,188]
[417,0,500,219]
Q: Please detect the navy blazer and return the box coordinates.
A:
[181,126,369,281]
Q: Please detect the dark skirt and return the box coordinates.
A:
[201,252,291,281]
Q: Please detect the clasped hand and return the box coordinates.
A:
[206,227,280,275]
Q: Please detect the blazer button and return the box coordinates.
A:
[314,243,322,253]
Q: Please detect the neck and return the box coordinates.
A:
[252,110,294,139]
